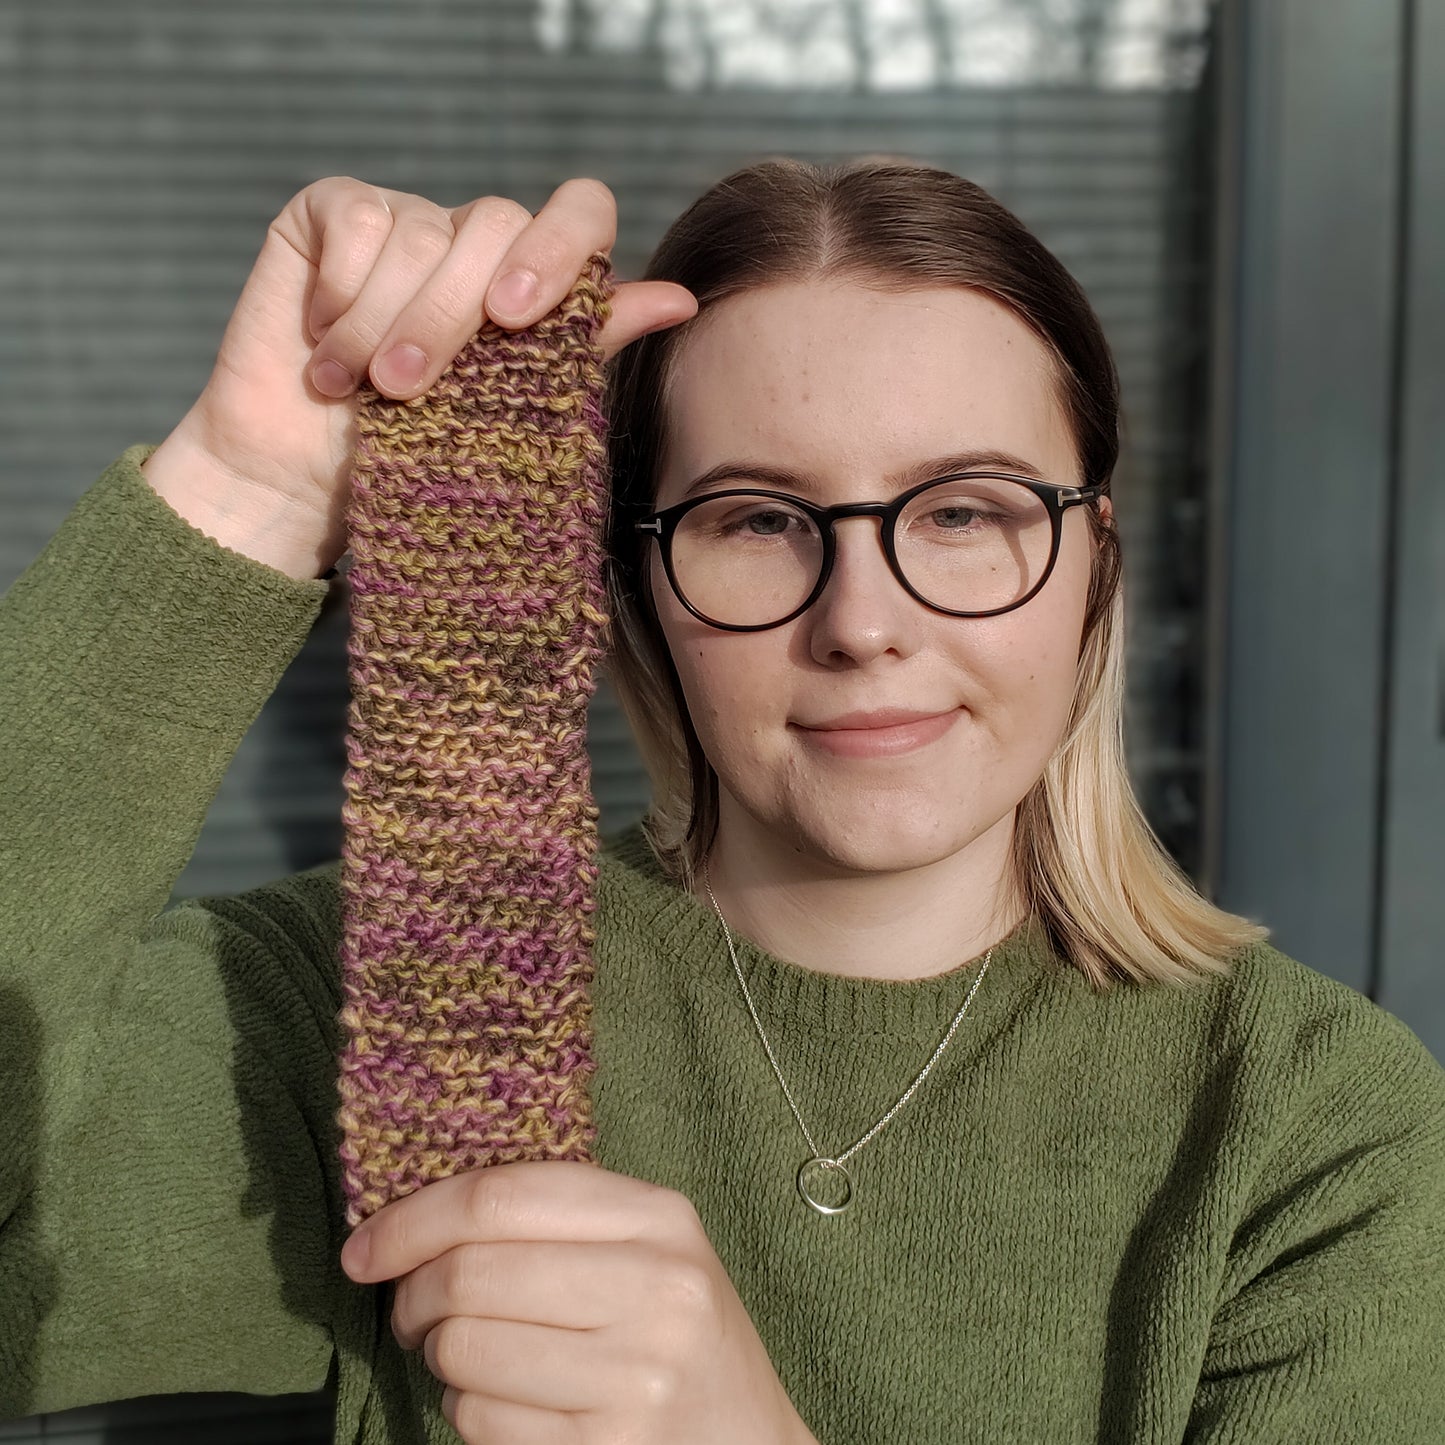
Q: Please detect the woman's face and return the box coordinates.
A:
[648,278,1099,876]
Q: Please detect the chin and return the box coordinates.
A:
[769,798,990,877]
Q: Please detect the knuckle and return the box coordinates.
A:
[294,176,390,226]
[447,1391,480,1444]
[449,1243,493,1310]
[426,1316,470,1380]
[342,195,395,238]
[658,1257,716,1322]
[464,1169,513,1236]
[655,1184,702,1230]
[630,1357,684,1410]
[496,238,566,288]
[395,217,454,267]
[559,175,615,211]
[395,287,471,346]
[472,195,533,235]
[388,1292,412,1347]
[293,174,348,206]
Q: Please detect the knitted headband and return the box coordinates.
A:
[335,254,617,1229]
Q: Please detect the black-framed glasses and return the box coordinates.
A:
[633,471,1103,632]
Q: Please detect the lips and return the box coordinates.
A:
[792,707,963,758]
[796,708,956,731]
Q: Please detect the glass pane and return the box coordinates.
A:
[896,478,1054,614]
[674,494,823,626]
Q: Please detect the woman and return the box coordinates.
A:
[1,160,1442,1444]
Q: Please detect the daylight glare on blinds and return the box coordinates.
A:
[1,2,1217,1424]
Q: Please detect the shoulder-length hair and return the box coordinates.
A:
[600,155,1266,989]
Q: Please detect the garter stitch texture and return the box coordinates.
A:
[335,253,617,1228]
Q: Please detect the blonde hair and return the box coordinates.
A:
[601,157,1267,990]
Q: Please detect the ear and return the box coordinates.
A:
[1097,493,1114,524]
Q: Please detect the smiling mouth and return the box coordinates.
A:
[797,707,958,730]
[791,708,962,758]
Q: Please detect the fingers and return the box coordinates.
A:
[390,1239,647,1348]
[301,182,398,344]
[425,1316,602,1412]
[285,174,697,405]
[301,182,533,400]
[357,191,538,396]
[440,1386,580,1445]
[341,1159,697,1283]
[474,175,618,328]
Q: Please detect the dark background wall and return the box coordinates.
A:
[1208,0,1443,1043]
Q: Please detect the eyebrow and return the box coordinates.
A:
[677,448,1050,502]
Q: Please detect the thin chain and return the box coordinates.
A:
[702,857,991,1169]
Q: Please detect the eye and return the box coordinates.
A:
[728,507,803,536]
[927,504,988,530]
[687,495,816,542]
[915,501,1008,536]
[901,478,1039,542]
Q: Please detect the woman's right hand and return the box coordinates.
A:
[140,176,697,581]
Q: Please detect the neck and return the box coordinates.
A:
[697,797,1024,982]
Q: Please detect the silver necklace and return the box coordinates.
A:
[701,857,991,1217]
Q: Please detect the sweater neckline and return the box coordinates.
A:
[600,820,1064,1042]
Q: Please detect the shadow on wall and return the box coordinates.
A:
[259,575,353,880]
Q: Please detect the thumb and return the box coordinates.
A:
[597,280,698,361]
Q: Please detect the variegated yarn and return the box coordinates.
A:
[335,253,616,1229]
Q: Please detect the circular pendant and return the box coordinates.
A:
[797,1156,854,1215]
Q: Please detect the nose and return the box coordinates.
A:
[804,514,925,666]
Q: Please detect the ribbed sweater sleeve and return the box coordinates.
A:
[1182,993,1445,1442]
[0,445,353,1416]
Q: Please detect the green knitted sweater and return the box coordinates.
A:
[3,445,1444,1444]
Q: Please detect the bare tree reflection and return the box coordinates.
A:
[535,0,1212,92]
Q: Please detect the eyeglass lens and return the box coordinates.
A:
[668,476,1053,627]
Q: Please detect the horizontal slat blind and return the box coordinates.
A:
[1,0,1217,1436]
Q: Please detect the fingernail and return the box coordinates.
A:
[374,344,428,393]
[488,270,538,319]
[311,359,354,398]
[341,1229,371,1279]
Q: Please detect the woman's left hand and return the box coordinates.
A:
[340,1159,817,1445]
